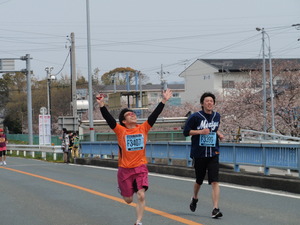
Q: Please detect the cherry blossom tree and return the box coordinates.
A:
[216,60,300,139]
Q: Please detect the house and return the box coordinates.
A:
[178,58,300,103]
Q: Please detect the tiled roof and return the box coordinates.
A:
[200,58,300,72]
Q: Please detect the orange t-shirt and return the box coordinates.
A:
[113,121,151,168]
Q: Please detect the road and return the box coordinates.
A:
[0,157,299,225]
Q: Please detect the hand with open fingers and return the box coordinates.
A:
[162,88,172,103]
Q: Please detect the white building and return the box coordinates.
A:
[178,58,300,103]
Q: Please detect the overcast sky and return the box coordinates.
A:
[0,0,299,84]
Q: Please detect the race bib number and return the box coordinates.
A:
[126,134,144,151]
[199,132,216,147]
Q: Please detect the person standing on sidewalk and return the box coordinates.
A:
[61,128,70,163]
[0,128,8,166]
[68,131,74,162]
[96,89,172,225]
[183,92,224,219]
[71,132,80,159]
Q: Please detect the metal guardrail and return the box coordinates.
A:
[80,141,300,178]
[80,117,188,127]
[7,144,63,161]
[240,129,300,143]
[6,142,300,178]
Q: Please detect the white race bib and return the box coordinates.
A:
[125,134,144,151]
[199,132,216,147]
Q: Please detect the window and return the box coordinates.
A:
[203,75,211,80]
[222,80,235,88]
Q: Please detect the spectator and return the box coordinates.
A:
[61,128,70,163]
[72,132,80,159]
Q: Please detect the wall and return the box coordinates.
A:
[180,60,217,103]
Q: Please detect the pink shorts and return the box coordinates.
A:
[0,147,6,151]
[117,164,149,197]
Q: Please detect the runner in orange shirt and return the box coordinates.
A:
[96,89,172,225]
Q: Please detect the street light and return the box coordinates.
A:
[45,67,55,133]
[256,27,275,135]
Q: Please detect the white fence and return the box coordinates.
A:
[7,144,63,161]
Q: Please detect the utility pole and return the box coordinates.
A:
[86,0,94,141]
[157,64,169,91]
[45,67,54,117]
[24,54,33,145]
[1,55,33,144]
[0,54,33,145]
[262,29,267,135]
[267,36,275,134]
[70,32,78,124]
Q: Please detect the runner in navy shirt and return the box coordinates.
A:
[183,92,224,219]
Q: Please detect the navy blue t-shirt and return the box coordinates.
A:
[183,110,221,158]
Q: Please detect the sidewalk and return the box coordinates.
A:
[237,164,299,177]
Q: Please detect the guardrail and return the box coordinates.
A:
[6,142,300,178]
[240,129,300,143]
[7,144,63,161]
[80,141,300,178]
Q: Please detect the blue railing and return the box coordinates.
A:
[80,141,300,177]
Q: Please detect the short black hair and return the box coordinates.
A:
[200,92,216,105]
[119,108,134,127]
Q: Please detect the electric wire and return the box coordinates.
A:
[0,23,299,81]
[53,50,70,76]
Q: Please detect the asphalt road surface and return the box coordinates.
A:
[1,157,299,225]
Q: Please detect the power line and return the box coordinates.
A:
[53,50,70,76]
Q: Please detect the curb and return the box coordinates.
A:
[75,158,300,194]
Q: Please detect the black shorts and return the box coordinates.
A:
[0,150,6,157]
[193,155,219,185]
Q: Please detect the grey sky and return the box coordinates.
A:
[0,0,299,84]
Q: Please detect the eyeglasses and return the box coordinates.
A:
[124,112,135,117]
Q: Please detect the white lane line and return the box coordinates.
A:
[71,164,300,200]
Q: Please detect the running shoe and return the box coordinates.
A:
[134,222,142,225]
[212,208,223,218]
[189,197,198,212]
[3,161,6,165]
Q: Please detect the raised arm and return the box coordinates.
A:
[148,89,172,126]
[96,94,117,129]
